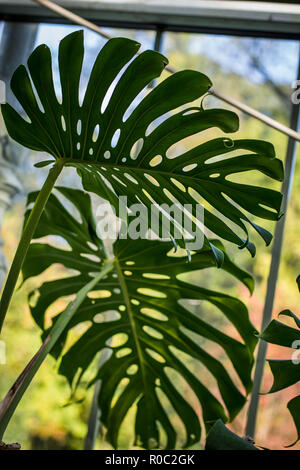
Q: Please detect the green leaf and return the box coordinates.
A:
[267,360,300,393]
[205,419,258,450]
[23,188,257,449]
[261,285,300,446]
[2,30,283,259]
[260,315,300,348]
[0,260,114,440]
[286,396,300,447]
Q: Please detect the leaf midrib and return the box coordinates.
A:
[114,257,151,412]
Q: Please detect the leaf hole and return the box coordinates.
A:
[61,115,66,132]
[142,273,170,280]
[149,155,162,167]
[130,138,144,160]
[112,333,128,347]
[127,364,138,376]
[143,325,163,340]
[88,290,112,299]
[112,174,127,187]
[140,308,168,322]
[80,253,101,262]
[163,188,178,203]
[146,348,166,363]
[87,241,98,251]
[137,288,166,299]
[93,310,120,323]
[93,124,100,142]
[144,173,160,187]
[182,163,197,172]
[77,119,82,135]
[170,178,186,192]
[111,128,121,148]
[124,173,138,184]
[116,348,132,358]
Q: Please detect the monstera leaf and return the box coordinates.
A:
[2,30,283,261]
[22,187,257,449]
[261,276,300,446]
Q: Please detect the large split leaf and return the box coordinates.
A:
[23,187,257,449]
[261,280,300,446]
[2,30,283,259]
[205,419,258,450]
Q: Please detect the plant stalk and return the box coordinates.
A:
[0,161,64,333]
[0,259,114,440]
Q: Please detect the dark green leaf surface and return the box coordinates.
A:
[261,312,300,348]
[205,419,258,450]
[23,188,257,449]
[2,30,283,259]
[261,293,300,446]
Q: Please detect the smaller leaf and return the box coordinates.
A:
[261,317,300,348]
[267,359,300,393]
[261,278,300,446]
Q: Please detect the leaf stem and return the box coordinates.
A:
[0,160,64,333]
[0,259,114,440]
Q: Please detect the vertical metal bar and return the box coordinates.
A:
[246,45,300,439]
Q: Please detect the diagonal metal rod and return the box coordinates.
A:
[245,47,300,439]
[32,0,300,142]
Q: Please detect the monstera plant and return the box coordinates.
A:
[0,30,284,449]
